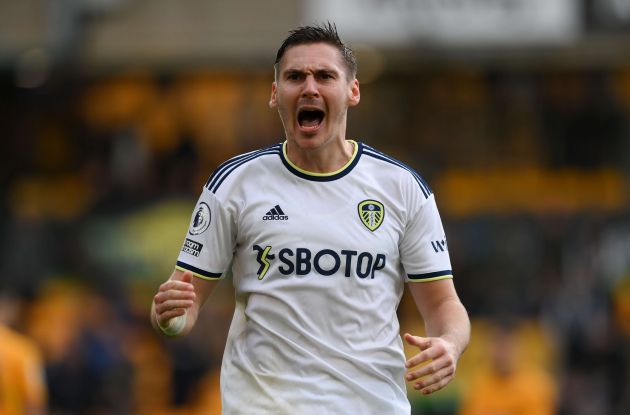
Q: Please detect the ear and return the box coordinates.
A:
[269,82,278,108]
[348,78,360,107]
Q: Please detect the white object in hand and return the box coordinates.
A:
[159,312,187,336]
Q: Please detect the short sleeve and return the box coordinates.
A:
[175,187,236,280]
[399,194,453,282]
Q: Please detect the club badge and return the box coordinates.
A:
[358,200,384,232]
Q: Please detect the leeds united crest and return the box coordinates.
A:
[358,200,384,232]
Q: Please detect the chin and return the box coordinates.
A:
[292,134,328,149]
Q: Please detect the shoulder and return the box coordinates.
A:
[360,143,433,200]
[204,143,282,194]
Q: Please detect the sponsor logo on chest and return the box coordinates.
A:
[252,245,386,281]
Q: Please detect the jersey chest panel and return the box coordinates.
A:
[231,170,405,290]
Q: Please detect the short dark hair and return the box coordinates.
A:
[274,22,357,79]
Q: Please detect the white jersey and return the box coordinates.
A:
[176,141,453,415]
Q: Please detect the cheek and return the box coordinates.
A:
[275,103,295,126]
[328,96,348,116]
[274,90,295,110]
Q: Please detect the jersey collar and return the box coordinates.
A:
[279,140,363,182]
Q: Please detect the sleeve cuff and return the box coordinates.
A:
[175,261,223,281]
[407,270,453,282]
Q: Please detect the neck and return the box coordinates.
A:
[285,139,355,174]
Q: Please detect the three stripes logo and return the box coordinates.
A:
[263,205,288,221]
[431,239,448,253]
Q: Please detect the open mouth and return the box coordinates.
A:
[297,109,325,130]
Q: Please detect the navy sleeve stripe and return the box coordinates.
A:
[205,144,281,189]
[205,145,281,193]
[407,270,453,280]
[362,145,432,194]
[362,147,432,198]
[209,149,279,193]
[176,261,223,279]
[205,149,261,187]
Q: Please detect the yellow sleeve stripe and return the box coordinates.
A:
[175,262,222,281]
[407,275,453,283]
[407,270,453,282]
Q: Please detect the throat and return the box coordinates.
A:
[285,140,355,174]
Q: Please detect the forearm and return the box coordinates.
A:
[423,296,470,357]
[408,279,470,358]
[404,281,471,394]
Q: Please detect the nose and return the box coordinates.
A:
[301,75,319,98]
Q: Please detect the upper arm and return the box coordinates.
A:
[407,278,461,320]
[400,192,452,282]
[176,187,237,280]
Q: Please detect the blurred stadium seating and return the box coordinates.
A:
[1,1,630,414]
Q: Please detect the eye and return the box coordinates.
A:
[286,72,302,81]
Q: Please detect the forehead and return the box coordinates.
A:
[278,43,346,73]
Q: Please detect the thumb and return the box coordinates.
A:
[180,270,194,284]
[404,333,431,349]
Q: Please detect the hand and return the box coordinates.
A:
[404,333,459,395]
[153,271,196,329]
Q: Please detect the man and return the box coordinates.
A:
[152,23,470,414]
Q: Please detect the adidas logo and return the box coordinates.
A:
[262,204,288,221]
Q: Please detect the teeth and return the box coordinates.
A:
[298,110,324,128]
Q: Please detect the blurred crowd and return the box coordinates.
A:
[1,63,630,414]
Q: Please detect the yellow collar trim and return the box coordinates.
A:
[282,140,358,177]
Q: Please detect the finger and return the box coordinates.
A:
[154,289,196,305]
[158,279,195,294]
[406,353,451,381]
[405,349,433,369]
[415,365,456,395]
[154,299,195,314]
[405,341,447,368]
[180,270,194,284]
[157,308,187,326]
[403,333,431,350]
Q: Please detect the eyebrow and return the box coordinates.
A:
[282,68,340,77]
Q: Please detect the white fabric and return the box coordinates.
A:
[176,141,453,415]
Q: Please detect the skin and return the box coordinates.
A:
[151,270,216,336]
[405,280,470,395]
[152,41,470,396]
[270,43,360,173]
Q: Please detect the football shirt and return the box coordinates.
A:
[176,141,452,414]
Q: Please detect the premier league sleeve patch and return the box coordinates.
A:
[189,202,211,235]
